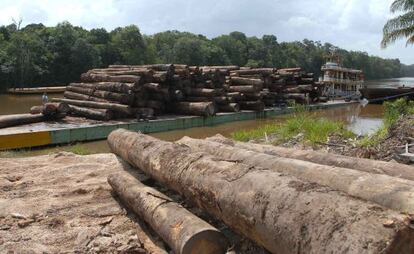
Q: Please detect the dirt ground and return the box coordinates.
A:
[0,152,266,254]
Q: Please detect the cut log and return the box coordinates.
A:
[178,137,414,214]
[70,82,139,93]
[81,73,141,83]
[239,101,264,111]
[0,114,45,128]
[52,98,134,116]
[174,102,216,117]
[108,130,414,254]
[69,105,113,121]
[189,88,222,97]
[66,86,135,105]
[63,91,110,103]
[218,103,240,112]
[108,172,228,254]
[227,85,258,94]
[230,77,264,87]
[207,134,414,182]
[30,103,70,116]
[230,68,274,76]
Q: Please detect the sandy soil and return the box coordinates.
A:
[0,152,167,253]
[0,152,267,254]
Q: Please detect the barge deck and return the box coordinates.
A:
[0,101,355,150]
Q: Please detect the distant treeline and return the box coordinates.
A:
[0,22,412,90]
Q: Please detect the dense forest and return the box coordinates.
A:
[0,22,412,91]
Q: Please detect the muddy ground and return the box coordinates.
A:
[0,152,266,254]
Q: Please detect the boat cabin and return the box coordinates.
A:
[319,55,364,99]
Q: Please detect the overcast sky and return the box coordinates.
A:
[1,0,413,64]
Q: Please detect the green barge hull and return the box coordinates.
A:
[0,101,355,151]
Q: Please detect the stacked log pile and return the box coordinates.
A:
[107,129,414,254]
[57,65,322,121]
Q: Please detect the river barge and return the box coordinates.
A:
[360,86,414,103]
[0,101,355,151]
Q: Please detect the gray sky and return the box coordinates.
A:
[1,0,413,64]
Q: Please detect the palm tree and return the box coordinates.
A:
[381,0,414,48]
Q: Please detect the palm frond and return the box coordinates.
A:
[390,0,414,13]
[382,24,414,47]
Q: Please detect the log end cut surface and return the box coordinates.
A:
[182,230,228,254]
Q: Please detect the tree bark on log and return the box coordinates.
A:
[230,77,264,87]
[189,88,222,97]
[64,91,110,103]
[66,86,135,105]
[178,137,414,214]
[53,98,134,116]
[69,105,113,121]
[108,172,228,254]
[30,103,70,116]
[227,85,259,94]
[81,73,142,83]
[0,114,45,128]
[230,68,274,76]
[218,103,240,112]
[174,102,216,117]
[108,130,414,254]
[207,134,414,182]
[70,82,139,93]
[239,101,265,111]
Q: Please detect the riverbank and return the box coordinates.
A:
[233,99,414,164]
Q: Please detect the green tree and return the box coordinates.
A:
[70,38,101,79]
[110,25,147,64]
[382,0,414,47]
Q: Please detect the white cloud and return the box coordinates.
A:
[0,0,412,64]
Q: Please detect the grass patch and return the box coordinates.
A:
[232,104,354,145]
[65,144,91,155]
[358,98,414,148]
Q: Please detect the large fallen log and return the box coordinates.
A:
[30,103,70,116]
[52,98,133,116]
[218,103,240,112]
[0,113,65,129]
[63,91,109,103]
[70,82,139,93]
[69,105,113,121]
[227,85,258,93]
[173,102,216,117]
[230,77,264,87]
[178,137,414,213]
[239,101,265,111]
[108,129,414,254]
[108,172,228,254]
[207,134,414,182]
[66,86,135,105]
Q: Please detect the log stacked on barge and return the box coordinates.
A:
[107,129,414,254]
[55,64,321,121]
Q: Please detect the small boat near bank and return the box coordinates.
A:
[7,86,66,94]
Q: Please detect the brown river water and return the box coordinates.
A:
[0,91,384,156]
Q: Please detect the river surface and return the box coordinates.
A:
[2,79,409,156]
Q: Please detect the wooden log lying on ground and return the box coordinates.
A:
[227,85,258,94]
[81,73,141,83]
[178,137,414,213]
[230,77,264,87]
[30,102,70,116]
[174,102,216,117]
[108,172,228,254]
[239,101,265,111]
[218,103,240,112]
[52,98,134,116]
[0,113,65,129]
[71,82,139,93]
[69,105,113,121]
[108,130,414,254]
[67,86,135,105]
[207,134,414,182]
[231,68,274,76]
[63,91,109,103]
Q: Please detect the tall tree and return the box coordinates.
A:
[382,0,414,47]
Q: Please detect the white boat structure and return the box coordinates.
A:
[319,54,364,99]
